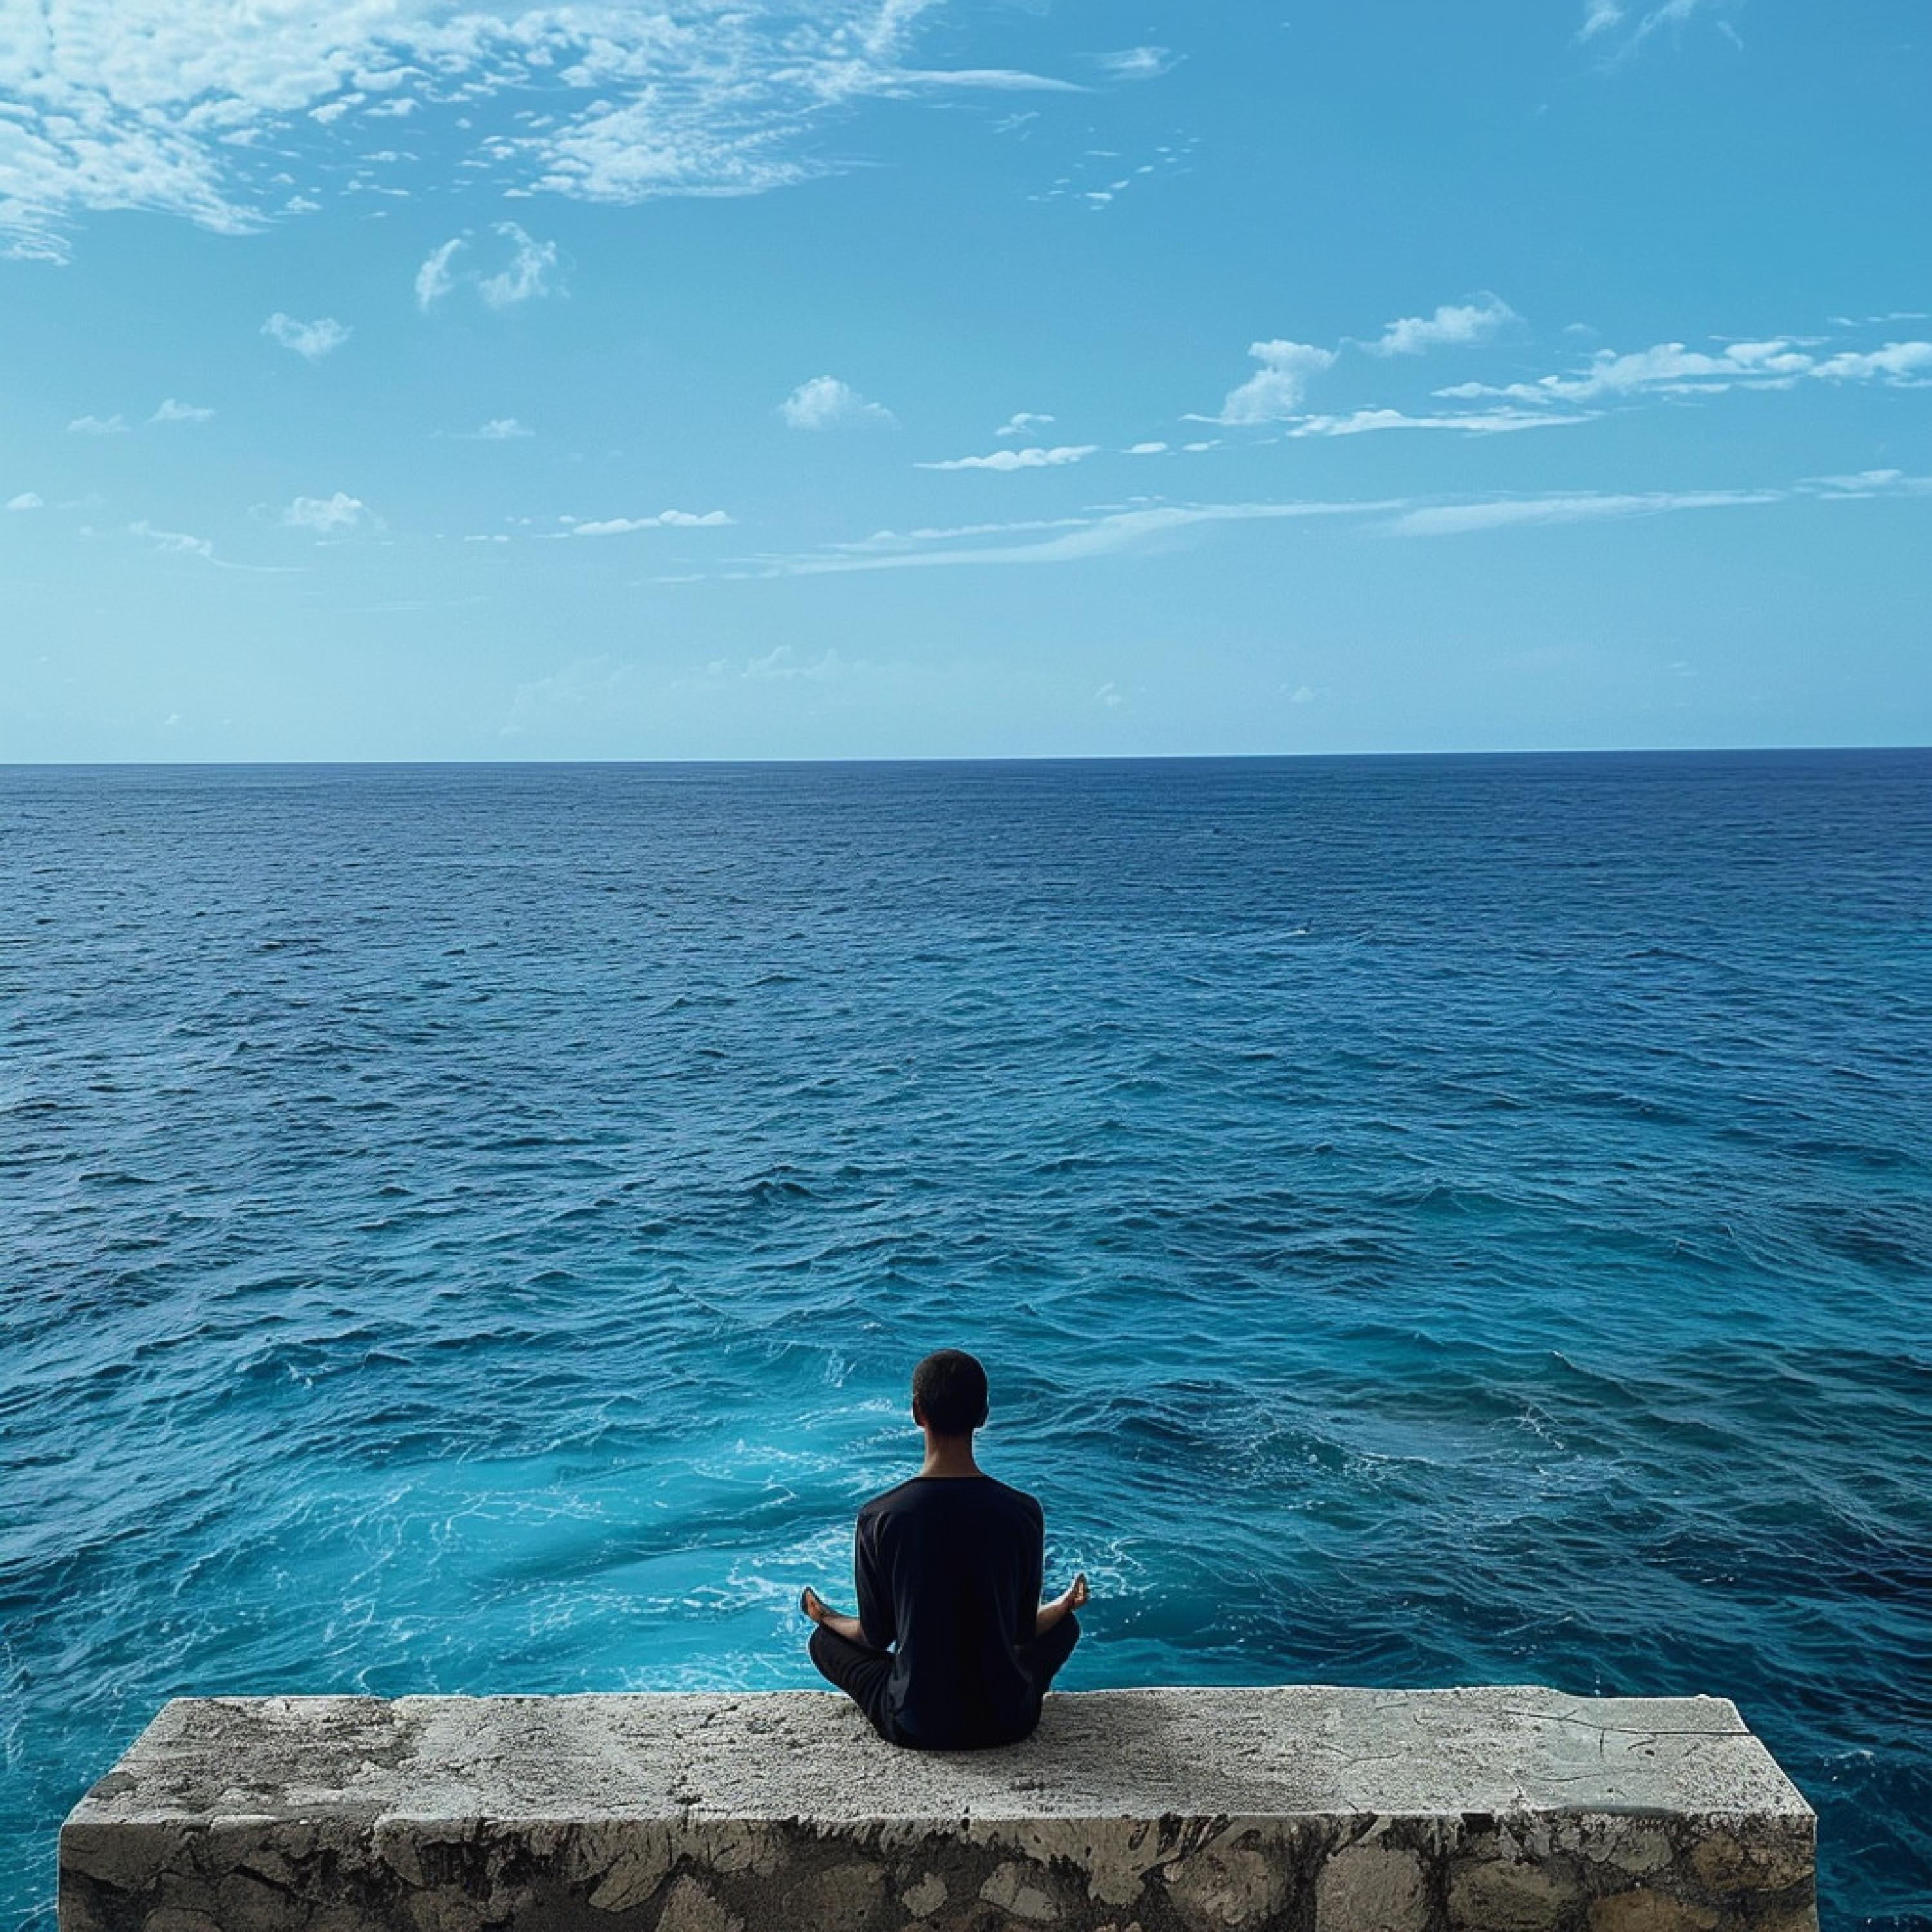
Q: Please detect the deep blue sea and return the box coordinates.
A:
[3,754,1929,1928]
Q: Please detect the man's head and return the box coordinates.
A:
[911,1349,989,1439]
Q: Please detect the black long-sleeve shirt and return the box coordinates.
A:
[853,1473,1044,1748]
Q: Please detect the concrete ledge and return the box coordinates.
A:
[60,1686,1815,1932]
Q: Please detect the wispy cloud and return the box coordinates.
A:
[1,1,1072,261]
[995,412,1056,439]
[1579,0,1735,53]
[695,470,1929,578]
[129,519,213,560]
[68,413,129,435]
[7,492,43,511]
[918,444,1097,471]
[282,491,370,533]
[416,227,557,311]
[415,239,466,312]
[1209,340,1338,425]
[1288,406,1589,438]
[1389,488,1779,536]
[478,223,558,308]
[1092,46,1177,81]
[781,377,895,430]
[1441,333,1932,405]
[565,510,734,536]
[1363,296,1519,357]
[149,397,214,424]
[1804,468,1932,498]
[465,418,532,440]
[262,313,350,361]
[1030,135,1198,211]
[744,498,1404,575]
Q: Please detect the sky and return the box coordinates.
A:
[1,0,1927,760]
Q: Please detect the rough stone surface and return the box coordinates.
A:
[1316,1846,1428,1932]
[59,1686,1815,1932]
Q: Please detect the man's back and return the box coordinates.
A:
[855,1473,1043,1748]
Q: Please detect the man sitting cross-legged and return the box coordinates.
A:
[801,1348,1088,1750]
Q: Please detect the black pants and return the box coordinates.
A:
[808,1615,1081,1749]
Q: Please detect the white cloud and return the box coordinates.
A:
[567,510,733,536]
[1363,296,1518,357]
[1579,1,1625,38]
[995,412,1055,439]
[68,413,128,435]
[129,519,213,560]
[918,444,1097,471]
[1445,334,1932,406]
[1802,469,1932,498]
[1287,685,1316,704]
[1128,441,1168,455]
[780,376,894,430]
[0,1,1070,261]
[1288,406,1589,438]
[467,417,532,440]
[1389,488,1779,537]
[478,223,557,308]
[1093,46,1175,81]
[282,491,369,533]
[1810,342,1932,383]
[7,491,44,511]
[149,397,214,424]
[1212,340,1337,425]
[262,313,350,359]
[415,238,465,311]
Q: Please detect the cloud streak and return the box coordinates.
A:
[918,445,1097,471]
[1388,488,1781,537]
[415,239,466,312]
[742,498,1405,575]
[1288,407,1589,439]
[566,510,734,536]
[1441,334,1932,405]
[694,470,1929,577]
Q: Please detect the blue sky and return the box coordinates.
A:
[1,0,1927,759]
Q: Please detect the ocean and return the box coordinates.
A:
[1,753,1927,1928]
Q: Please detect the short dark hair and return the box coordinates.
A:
[912,1349,989,1436]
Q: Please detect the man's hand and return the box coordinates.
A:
[1035,1573,1089,1636]
[800,1586,872,1648]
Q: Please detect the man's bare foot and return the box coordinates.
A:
[799,1586,828,1624]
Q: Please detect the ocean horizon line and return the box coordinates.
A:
[2,743,1928,773]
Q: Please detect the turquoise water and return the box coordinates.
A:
[2,753,1928,1928]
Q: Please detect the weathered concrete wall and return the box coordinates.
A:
[59,1685,1815,1932]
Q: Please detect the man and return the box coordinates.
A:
[800,1348,1088,1749]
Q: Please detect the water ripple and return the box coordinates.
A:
[1,753,1929,1929]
